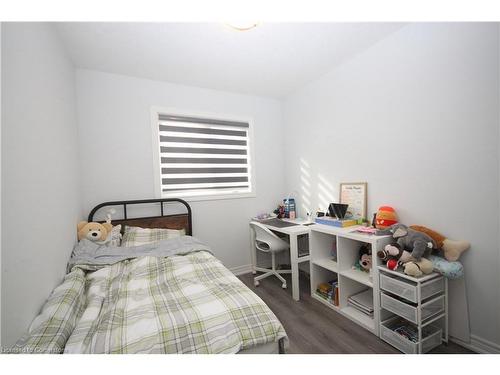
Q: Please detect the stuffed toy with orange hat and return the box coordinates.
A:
[375,206,398,229]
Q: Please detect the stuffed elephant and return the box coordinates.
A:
[376,223,436,260]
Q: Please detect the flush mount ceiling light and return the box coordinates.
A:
[226,22,259,31]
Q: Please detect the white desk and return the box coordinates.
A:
[249,219,311,301]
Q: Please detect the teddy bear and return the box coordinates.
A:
[77,221,113,242]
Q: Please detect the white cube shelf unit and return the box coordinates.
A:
[309,224,392,335]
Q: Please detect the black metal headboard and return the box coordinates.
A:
[88,198,192,236]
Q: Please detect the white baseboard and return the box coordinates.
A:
[451,334,500,354]
[230,264,253,276]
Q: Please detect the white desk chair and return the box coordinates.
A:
[250,222,292,289]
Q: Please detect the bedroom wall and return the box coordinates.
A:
[75,69,286,273]
[1,23,81,347]
[0,22,3,347]
[283,23,500,351]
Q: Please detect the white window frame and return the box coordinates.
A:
[151,107,256,202]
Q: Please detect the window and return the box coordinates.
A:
[152,109,254,200]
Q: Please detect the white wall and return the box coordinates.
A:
[75,69,285,272]
[1,23,81,347]
[0,22,3,347]
[283,23,500,349]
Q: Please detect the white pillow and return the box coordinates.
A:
[121,226,185,247]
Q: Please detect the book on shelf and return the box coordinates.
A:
[315,216,357,228]
[347,289,373,316]
[347,302,374,317]
[316,279,339,306]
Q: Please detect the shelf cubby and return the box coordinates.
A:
[310,262,339,309]
[312,258,338,273]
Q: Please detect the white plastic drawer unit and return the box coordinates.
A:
[380,273,444,303]
[380,317,442,354]
[380,292,445,324]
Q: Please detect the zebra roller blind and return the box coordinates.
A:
[156,113,252,198]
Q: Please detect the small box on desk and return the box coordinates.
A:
[315,216,357,228]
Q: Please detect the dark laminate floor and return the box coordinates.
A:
[238,272,474,354]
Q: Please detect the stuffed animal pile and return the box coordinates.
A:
[376,223,470,278]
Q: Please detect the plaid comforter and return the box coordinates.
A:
[14,251,286,354]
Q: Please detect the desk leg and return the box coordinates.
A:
[289,233,300,301]
[249,227,256,274]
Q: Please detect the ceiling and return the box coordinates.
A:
[55,22,405,98]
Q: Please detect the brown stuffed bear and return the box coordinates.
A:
[77,221,112,242]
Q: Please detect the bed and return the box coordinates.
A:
[14,198,287,354]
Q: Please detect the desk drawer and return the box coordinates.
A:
[381,292,444,324]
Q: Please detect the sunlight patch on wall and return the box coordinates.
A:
[317,173,336,212]
[299,158,312,215]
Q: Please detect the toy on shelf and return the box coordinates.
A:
[377,242,413,264]
[428,255,464,279]
[376,223,435,261]
[374,206,398,229]
[402,258,434,277]
[353,244,372,273]
[376,222,469,279]
[375,225,435,277]
[377,242,414,272]
[385,258,399,271]
[410,225,470,262]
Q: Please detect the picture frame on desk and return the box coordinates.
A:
[340,182,367,220]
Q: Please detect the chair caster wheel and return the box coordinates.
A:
[254,281,260,287]
[282,283,287,289]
